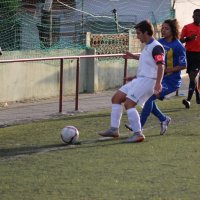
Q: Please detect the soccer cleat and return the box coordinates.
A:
[182,99,190,109]
[99,127,119,138]
[124,132,145,143]
[124,123,133,131]
[160,116,171,135]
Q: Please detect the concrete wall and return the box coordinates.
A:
[0,61,59,102]
[0,50,86,102]
[0,49,137,103]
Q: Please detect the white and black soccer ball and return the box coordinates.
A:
[61,126,79,144]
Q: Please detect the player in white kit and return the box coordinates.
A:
[99,20,165,143]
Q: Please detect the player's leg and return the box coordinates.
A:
[183,70,199,108]
[110,90,126,127]
[151,102,171,135]
[125,80,175,133]
[151,82,176,134]
[197,71,200,93]
[125,95,156,131]
[99,81,132,138]
[188,70,198,101]
[195,70,200,104]
[99,90,126,137]
[140,94,157,127]
[124,98,145,143]
[123,77,155,142]
[125,94,157,131]
[183,51,200,108]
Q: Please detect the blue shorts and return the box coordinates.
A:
[159,79,180,100]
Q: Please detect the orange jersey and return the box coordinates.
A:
[180,23,200,52]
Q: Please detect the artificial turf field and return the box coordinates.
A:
[0,96,200,200]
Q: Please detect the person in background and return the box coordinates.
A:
[180,9,200,108]
[125,19,187,135]
[0,47,2,56]
[99,20,165,143]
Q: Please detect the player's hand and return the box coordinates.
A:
[123,52,139,60]
[154,83,162,96]
[123,52,132,59]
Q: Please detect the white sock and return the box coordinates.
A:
[111,104,123,128]
[127,108,141,133]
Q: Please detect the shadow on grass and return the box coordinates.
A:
[0,135,134,160]
[1,130,180,160]
[0,143,65,158]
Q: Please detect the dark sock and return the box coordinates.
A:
[187,80,195,101]
[195,87,200,101]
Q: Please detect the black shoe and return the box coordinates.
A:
[182,99,190,109]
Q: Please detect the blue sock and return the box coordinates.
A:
[140,95,156,127]
[151,102,166,122]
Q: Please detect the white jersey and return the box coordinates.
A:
[119,39,164,107]
[137,39,164,79]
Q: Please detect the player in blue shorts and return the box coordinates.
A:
[125,19,187,135]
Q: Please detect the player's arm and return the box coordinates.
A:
[152,45,165,95]
[180,34,197,43]
[123,51,140,60]
[180,26,197,43]
[123,51,139,81]
[165,63,186,74]
[155,63,165,95]
[165,65,186,74]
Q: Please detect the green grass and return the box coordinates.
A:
[0,96,200,200]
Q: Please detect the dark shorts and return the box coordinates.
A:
[186,51,200,73]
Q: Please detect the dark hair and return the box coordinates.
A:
[163,19,180,40]
[193,9,200,14]
[134,20,154,36]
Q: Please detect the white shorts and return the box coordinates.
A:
[119,77,156,107]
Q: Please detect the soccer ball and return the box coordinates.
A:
[61,126,79,144]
